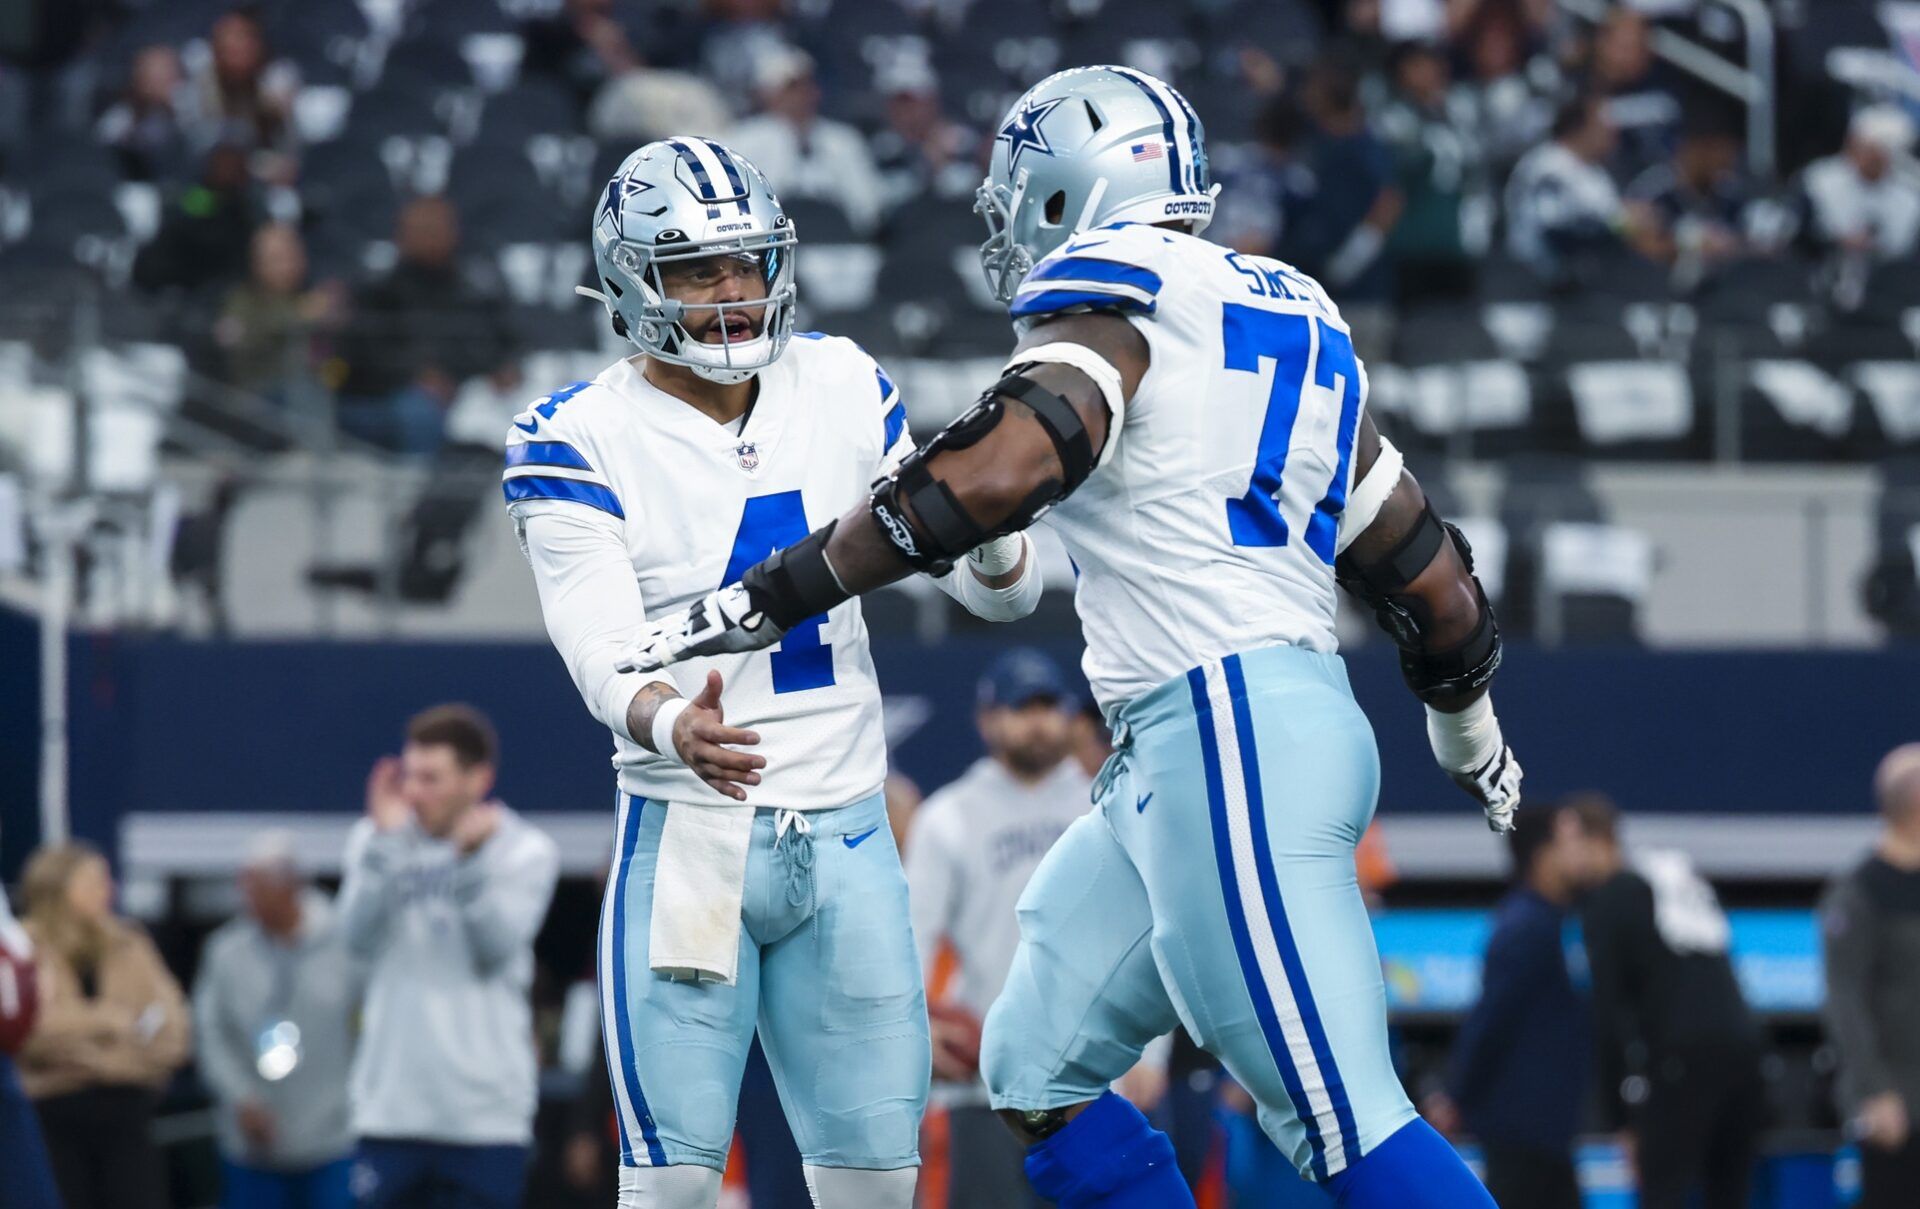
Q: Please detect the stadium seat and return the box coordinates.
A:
[1561,359,1697,459]
[477,81,583,145]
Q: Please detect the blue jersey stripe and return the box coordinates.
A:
[1223,653,1360,1169]
[1111,67,1183,194]
[1009,288,1155,321]
[1027,255,1164,295]
[608,797,668,1166]
[882,401,907,450]
[502,475,625,519]
[504,441,592,471]
[1188,667,1331,1182]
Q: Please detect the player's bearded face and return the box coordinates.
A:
[659,252,770,346]
[985,700,1073,776]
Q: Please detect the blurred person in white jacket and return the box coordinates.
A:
[337,704,560,1209]
[727,44,885,235]
[195,832,361,1209]
[906,649,1094,1209]
[1800,106,1920,263]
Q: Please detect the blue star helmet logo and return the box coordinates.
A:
[598,173,659,238]
[997,95,1066,176]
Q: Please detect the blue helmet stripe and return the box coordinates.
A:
[1168,84,1204,190]
[666,138,718,202]
[1027,255,1163,295]
[1109,67,1182,194]
[700,139,752,215]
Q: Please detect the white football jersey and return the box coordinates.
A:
[504,334,911,810]
[1011,222,1369,711]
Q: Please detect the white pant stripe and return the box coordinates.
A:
[1200,660,1348,1174]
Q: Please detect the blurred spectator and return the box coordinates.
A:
[185,8,298,175]
[1426,803,1592,1209]
[194,832,360,1209]
[1579,8,1681,181]
[1799,106,1920,265]
[1210,95,1316,258]
[522,0,642,112]
[1377,41,1489,305]
[132,142,262,299]
[0,873,61,1209]
[17,842,190,1209]
[1287,62,1401,358]
[586,68,731,146]
[728,45,885,235]
[337,705,559,1209]
[1505,95,1646,287]
[905,649,1093,1209]
[1624,117,1758,287]
[336,195,518,456]
[1454,2,1556,174]
[1820,744,1920,1209]
[871,60,981,218]
[94,43,195,181]
[214,223,341,400]
[1572,795,1763,1209]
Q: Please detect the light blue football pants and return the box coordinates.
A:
[598,792,929,1173]
[982,645,1418,1183]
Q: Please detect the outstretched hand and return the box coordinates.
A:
[672,671,765,802]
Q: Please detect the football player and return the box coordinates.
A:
[622,72,1520,1209]
[505,137,1042,1209]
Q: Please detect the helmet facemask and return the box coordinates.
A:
[602,228,797,385]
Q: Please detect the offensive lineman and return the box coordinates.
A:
[623,71,1521,1208]
[505,137,1042,1209]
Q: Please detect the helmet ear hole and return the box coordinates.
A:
[1042,190,1066,226]
[602,276,624,298]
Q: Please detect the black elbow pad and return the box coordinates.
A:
[869,370,1093,574]
[1336,503,1502,703]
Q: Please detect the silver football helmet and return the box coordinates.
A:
[977,66,1217,303]
[587,137,797,384]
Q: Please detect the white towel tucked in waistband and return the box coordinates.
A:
[649,803,755,984]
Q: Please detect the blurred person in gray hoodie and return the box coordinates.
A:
[195,831,361,1209]
[337,704,560,1209]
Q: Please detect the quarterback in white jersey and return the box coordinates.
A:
[507,137,1040,1209]
[626,71,1523,1209]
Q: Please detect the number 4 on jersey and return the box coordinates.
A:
[723,491,835,694]
[1221,305,1363,565]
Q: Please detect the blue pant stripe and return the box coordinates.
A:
[1223,653,1361,1166]
[1187,667,1330,1181]
[608,796,668,1166]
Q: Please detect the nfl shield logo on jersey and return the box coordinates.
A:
[735,441,760,471]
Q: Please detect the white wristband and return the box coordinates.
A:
[650,697,691,764]
[969,532,1026,577]
[1425,694,1503,775]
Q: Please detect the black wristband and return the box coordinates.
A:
[740,519,849,630]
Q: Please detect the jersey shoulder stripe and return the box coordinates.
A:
[503,379,622,519]
[1026,254,1164,295]
[505,441,593,471]
[503,475,625,519]
[1010,285,1156,321]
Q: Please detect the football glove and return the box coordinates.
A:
[1425,695,1523,833]
[1450,745,1524,833]
[617,583,787,674]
